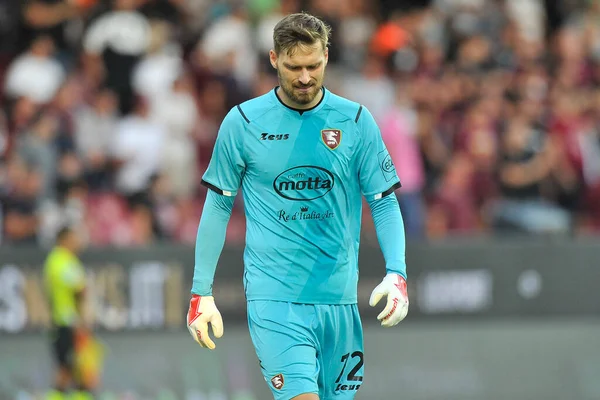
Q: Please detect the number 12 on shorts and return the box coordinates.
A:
[335,351,364,392]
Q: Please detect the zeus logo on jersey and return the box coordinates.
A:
[273,166,334,201]
[261,133,289,141]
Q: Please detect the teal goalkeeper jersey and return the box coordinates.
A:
[201,87,401,304]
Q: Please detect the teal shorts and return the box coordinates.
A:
[247,300,364,400]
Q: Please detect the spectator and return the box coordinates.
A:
[194,78,228,172]
[429,153,479,235]
[73,88,119,191]
[21,0,91,57]
[111,96,166,201]
[340,55,395,121]
[3,35,65,104]
[47,78,82,155]
[151,74,199,199]
[39,178,88,247]
[8,97,40,138]
[132,20,184,101]
[15,112,60,201]
[129,198,155,245]
[455,99,499,211]
[337,0,377,71]
[56,150,85,194]
[418,107,452,193]
[380,81,426,237]
[505,0,546,43]
[490,116,571,234]
[2,156,42,244]
[197,3,257,91]
[147,173,178,240]
[82,0,151,114]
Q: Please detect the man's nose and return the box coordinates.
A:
[299,69,311,85]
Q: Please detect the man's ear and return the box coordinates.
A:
[324,48,329,66]
[269,49,278,69]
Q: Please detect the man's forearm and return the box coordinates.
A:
[192,190,235,295]
[24,2,78,27]
[368,193,407,278]
[74,289,87,326]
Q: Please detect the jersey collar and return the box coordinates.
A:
[272,86,328,116]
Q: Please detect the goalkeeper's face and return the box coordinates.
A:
[270,42,328,107]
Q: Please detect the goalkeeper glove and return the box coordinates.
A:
[369,273,409,327]
[187,295,224,350]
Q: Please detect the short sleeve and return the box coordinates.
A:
[82,15,108,54]
[355,106,401,201]
[201,107,247,196]
[62,263,86,292]
[111,121,135,159]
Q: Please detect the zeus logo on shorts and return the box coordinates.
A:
[335,383,361,392]
[271,373,284,390]
[335,351,364,392]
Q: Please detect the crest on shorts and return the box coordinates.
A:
[271,373,285,390]
[321,129,342,150]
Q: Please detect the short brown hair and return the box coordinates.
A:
[273,12,332,56]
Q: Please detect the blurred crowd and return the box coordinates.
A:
[1,0,600,247]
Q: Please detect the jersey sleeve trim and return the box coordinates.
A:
[354,105,363,123]
[201,179,236,197]
[237,105,250,124]
[373,182,402,200]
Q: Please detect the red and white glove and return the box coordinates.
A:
[369,273,409,327]
[187,295,224,350]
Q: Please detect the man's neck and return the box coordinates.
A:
[58,245,74,254]
[276,86,323,110]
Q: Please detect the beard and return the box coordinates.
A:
[277,69,323,106]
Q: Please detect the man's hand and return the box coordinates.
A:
[187,295,224,350]
[369,273,409,327]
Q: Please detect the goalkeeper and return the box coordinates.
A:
[188,12,409,400]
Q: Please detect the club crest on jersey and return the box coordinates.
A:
[321,129,342,150]
[271,373,284,390]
